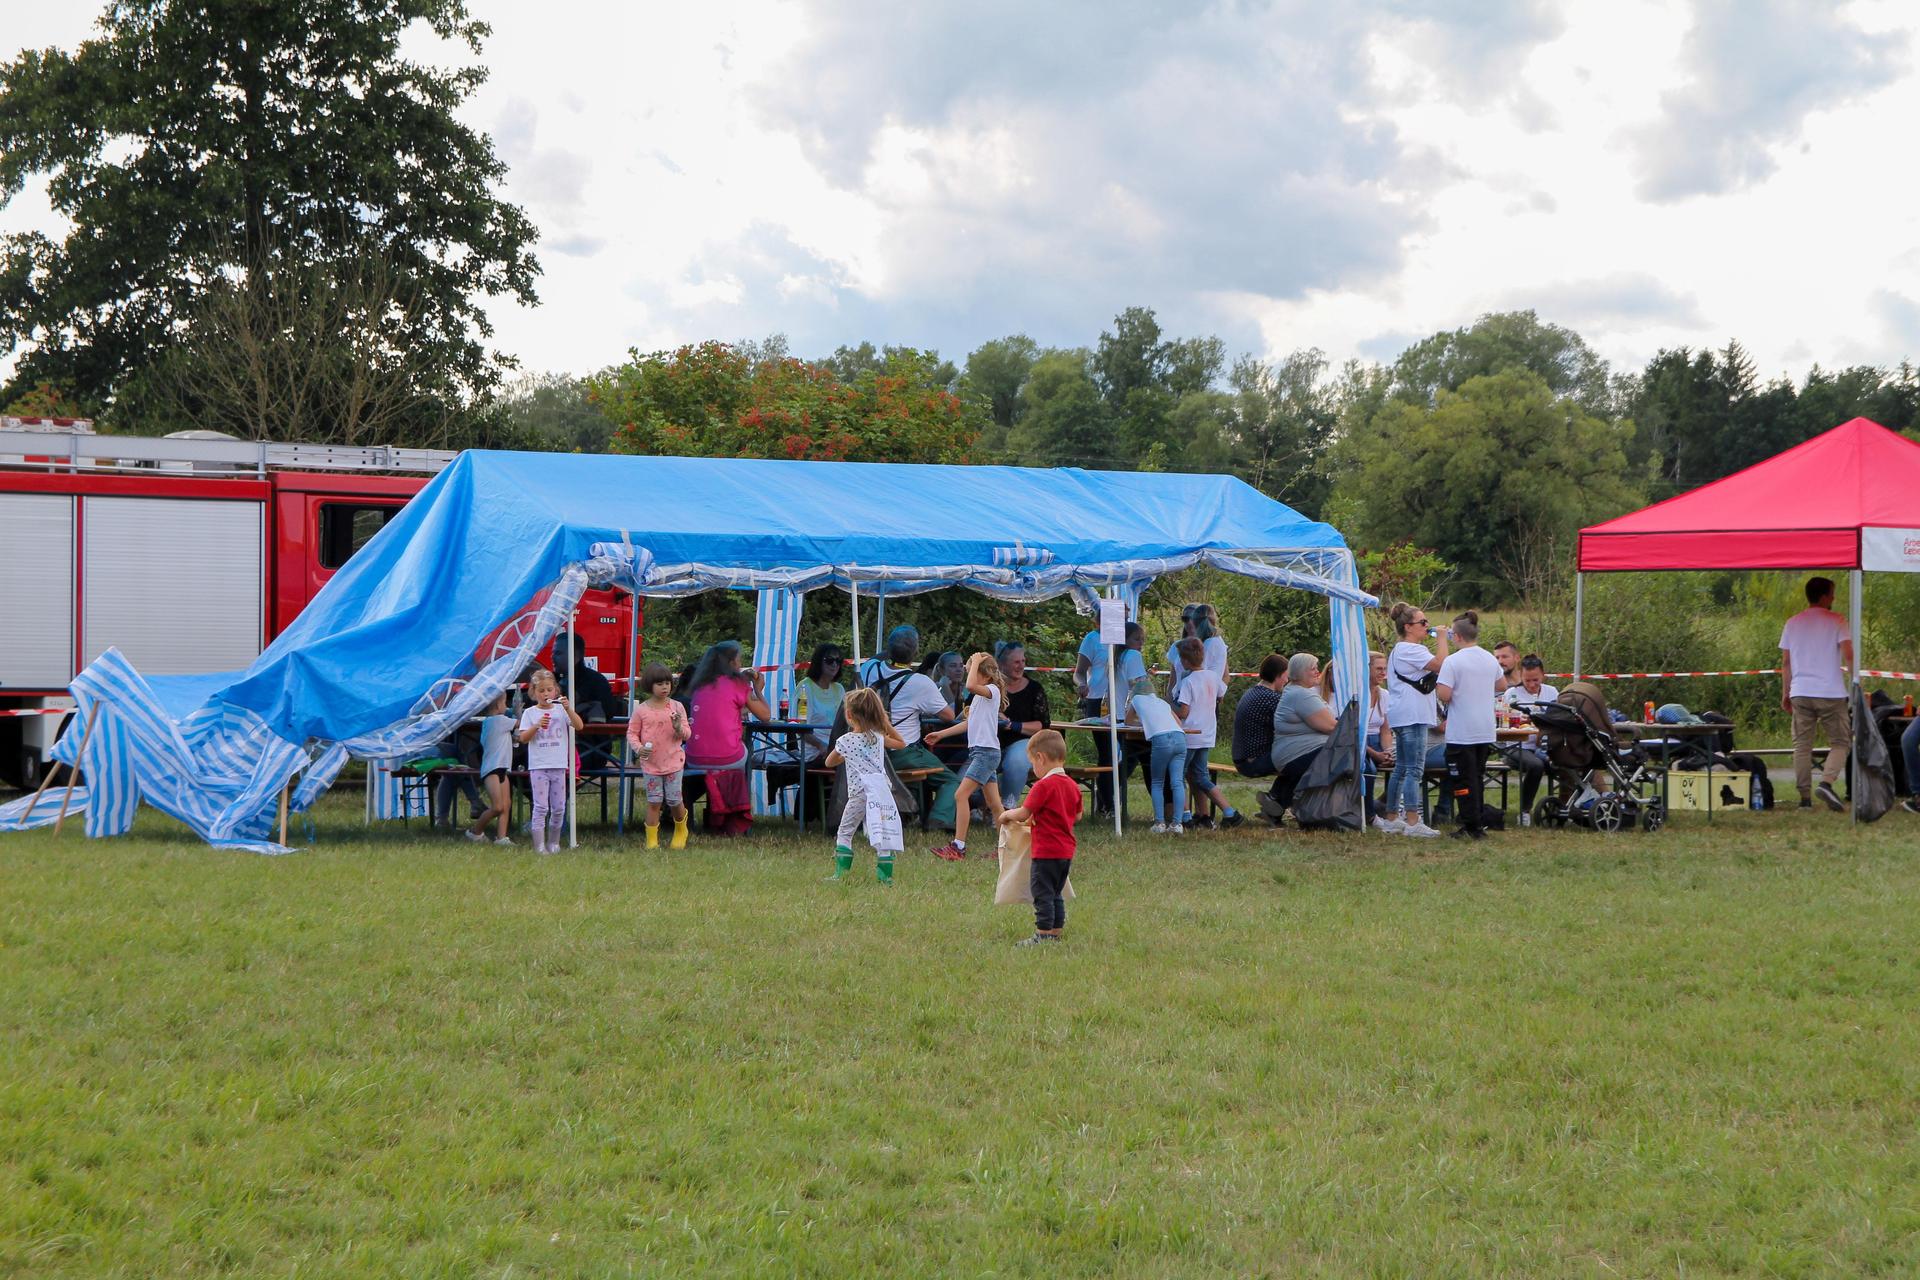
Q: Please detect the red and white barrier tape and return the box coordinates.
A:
[0,708,69,717]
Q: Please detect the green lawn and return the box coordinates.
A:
[4,791,1919,1277]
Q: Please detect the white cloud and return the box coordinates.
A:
[3,0,1920,394]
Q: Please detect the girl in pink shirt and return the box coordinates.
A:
[627,661,692,848]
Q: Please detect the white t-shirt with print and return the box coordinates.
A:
[1173,669,1228,750]
[1437,645,1504,746]
[518,704,571,770]
[1779,606,1849,699]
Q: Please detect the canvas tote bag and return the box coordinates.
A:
[994,820,1074,906]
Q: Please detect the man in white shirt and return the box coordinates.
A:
[1436,611,1508,840]
[1498,654,1557,824]
[1779,576,1853,810]
[863,626,961,828]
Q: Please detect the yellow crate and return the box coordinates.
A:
[1665,770,1749,812]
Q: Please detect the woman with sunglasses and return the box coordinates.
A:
[799,643,848,760]
[1379,602,1451,837]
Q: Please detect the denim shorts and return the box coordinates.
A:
[963,745,1003,784]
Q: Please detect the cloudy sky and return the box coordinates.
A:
[3,0,1918,385]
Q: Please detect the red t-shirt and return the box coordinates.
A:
[1023,769,1081,859]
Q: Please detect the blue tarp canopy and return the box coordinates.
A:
[3,451,1374,852]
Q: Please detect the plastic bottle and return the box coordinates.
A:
[1644,700,1656,723]
[1905,694,1914,716]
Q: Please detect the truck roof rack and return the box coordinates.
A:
[0,427,457,476]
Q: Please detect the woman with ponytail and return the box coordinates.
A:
[1379,601,1450,837]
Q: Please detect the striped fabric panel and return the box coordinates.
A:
[750,587,804,816]
[370,759,428,821]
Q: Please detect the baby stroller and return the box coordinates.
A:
[1523,681,1667,832]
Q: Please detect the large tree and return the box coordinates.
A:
[1390,310,1614,416]
[0,0,539,423]
[588,341,980,465]
[1334,369,1642,593]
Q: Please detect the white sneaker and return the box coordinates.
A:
[1372,816,1406,834]
[1170,823,1185,836]
[1150,822,1168,834]
[1517,812,1532,828]
[492,836,513,847]
[1402,822,1441,838]
[463,829,486,843]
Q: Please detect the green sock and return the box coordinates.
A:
[830,847,853,879]
[876,855,894,884]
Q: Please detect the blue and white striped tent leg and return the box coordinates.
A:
[370,758,429,821]
[1326,551,1370,785]
[751,587,804,817]
[1114,579,1149,620]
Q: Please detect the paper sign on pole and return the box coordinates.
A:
[1098,597,1128,644]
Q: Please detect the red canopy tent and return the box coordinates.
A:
[1574,415,1920,684]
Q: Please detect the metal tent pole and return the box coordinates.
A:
[1851,567,1863,828]
[1105,598,1122,837]
[849,569,862,672]
[566,613,579,850]
[1573,573,1585,679]
[875,586,885,655]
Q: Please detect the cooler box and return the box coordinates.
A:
[1665,770,1754,812]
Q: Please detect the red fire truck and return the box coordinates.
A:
[0,422,639,788]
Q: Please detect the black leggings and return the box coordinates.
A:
[1445,743,1491,833]
[1031,857,1072,932]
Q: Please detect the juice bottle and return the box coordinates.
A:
[1644,700,1656,723]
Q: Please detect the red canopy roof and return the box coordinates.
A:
[1579,417,1920,572]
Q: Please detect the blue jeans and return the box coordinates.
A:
[1385,724,1428,816]
[1147,731,1187,825]
[1000,737,1033,802]
[1903,718,1920,795]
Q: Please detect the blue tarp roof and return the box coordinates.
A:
[215,451,1354,743]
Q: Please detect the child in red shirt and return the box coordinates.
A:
[997,729,1079,945]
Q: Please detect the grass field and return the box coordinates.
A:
[5,789,1920,1278]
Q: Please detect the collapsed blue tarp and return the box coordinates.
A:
[1,451,1375,852]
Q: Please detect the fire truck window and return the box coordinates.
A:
[318,504,398,570]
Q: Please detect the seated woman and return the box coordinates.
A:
[1266,653,1337,816]
[994,641,1052,803]
[685,640,773,836]
[798,643,848,760]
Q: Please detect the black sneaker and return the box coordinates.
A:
[1815,782,1844,812]
[1798,797,1812,809]
[1218,808,1244,830]
[1014,933,1060,948]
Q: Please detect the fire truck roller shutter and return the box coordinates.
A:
[0,492,76,688]
[82,497,264,674]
